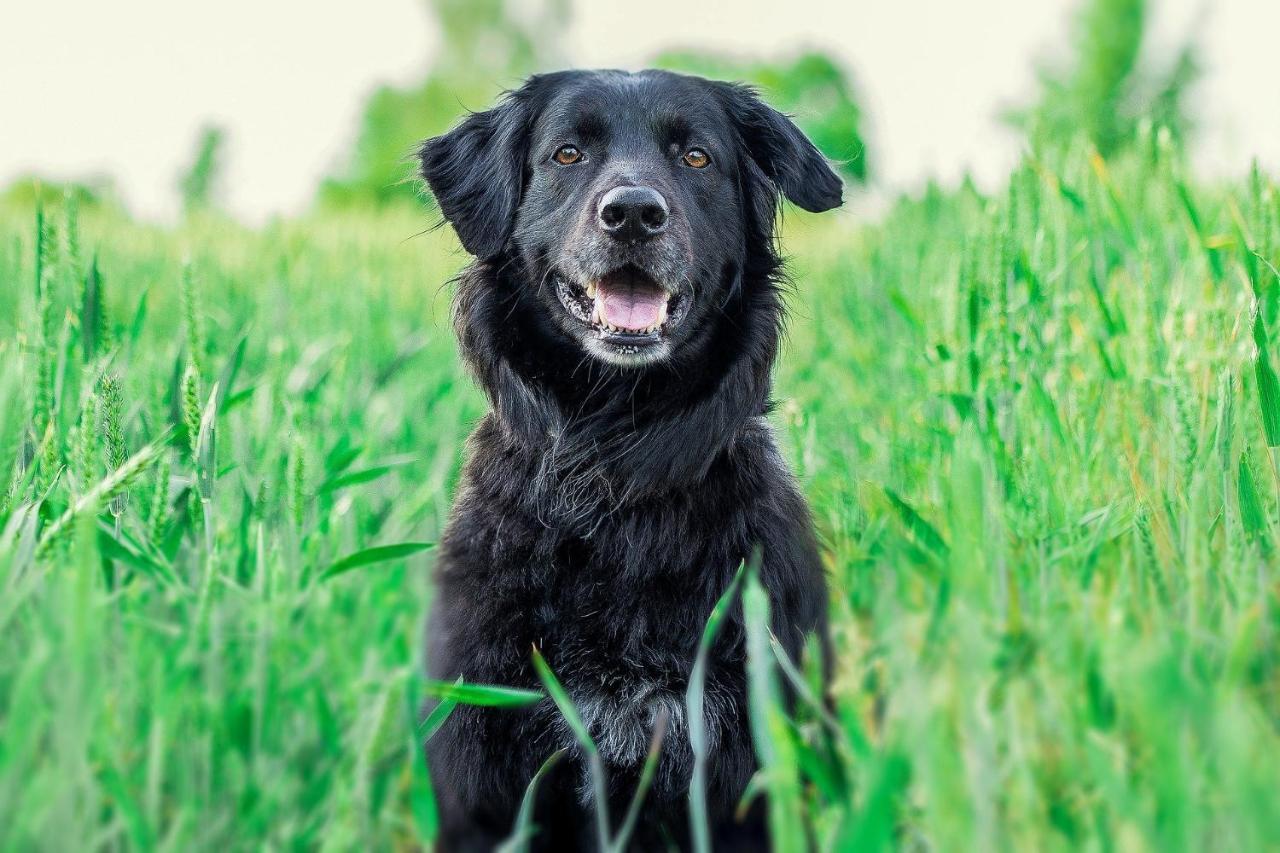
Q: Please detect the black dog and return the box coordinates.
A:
[421,69,841,851]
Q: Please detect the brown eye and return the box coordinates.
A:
[553,145,583,165]
[682,148,710,168]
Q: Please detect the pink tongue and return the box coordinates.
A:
[600,287,664,330]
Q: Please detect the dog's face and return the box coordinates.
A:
[421,70,842,367]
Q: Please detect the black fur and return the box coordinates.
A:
[420,69,841,851]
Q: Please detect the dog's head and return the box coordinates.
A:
[420,69,842,369]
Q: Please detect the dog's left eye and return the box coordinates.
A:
[682,148,710,168]
[553,145,583,165]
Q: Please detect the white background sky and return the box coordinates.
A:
[2,0,1277,223]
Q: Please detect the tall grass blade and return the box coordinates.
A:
[498,749,568,853]
[686,560,746,853]
[609,708,669,853]
[1250,307,1280,447]
[422,679,543,709]
[1237,453,1269,545]
[531,644,611,850]
[319,541,435,581]
[743,560,805,853]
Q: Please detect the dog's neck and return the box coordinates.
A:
[453,259,784,500]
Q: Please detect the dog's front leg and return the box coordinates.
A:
[427,703,513,851]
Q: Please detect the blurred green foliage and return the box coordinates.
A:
[654,50,869,184]
[319,3,869,208]
[178,125,227,214]
[317,0,568,207]
[1009,0,1200,155]
[0,176,120,213]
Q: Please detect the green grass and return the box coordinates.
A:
[2,134,1279,851]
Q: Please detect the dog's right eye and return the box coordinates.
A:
[553,145,583,165]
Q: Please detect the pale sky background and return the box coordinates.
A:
[2,0,1277,223]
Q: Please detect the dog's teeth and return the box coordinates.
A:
[592,301,603,326]
[657,300,669,325]
[586,281,597,299]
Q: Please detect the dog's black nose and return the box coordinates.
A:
[598,186,668,241]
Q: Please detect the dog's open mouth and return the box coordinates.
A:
[556,266,688,351]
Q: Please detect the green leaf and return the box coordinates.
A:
[786,718,846,802]
[419,701,459,741]
[126,283,148,346]
[323,435,363,475]
[422,679,542,709]
[609,709,669,853]
[769,634,842,738]
[686,561,746,853]
[196,382,219,501]
[1252,311,1280,448]
[407,679,441,843]
[214,335,247,414]
[743,556,805,853]
[1237,454,1269,545]
[319,541,434,581]
[498,749,567,853]
[1182,180,1226,282]
[97,763,155,850]
[96,522,179,588]
[884,487,949,555]
[530,646,596,755]
[844,752,911,852]
[531,645,611,849]
[317,459,412,495]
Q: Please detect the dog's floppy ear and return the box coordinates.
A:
[716,83,843,213]
[418,91,532,260]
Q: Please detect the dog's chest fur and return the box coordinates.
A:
[429,416,800,793]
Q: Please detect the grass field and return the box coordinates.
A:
[2,133,1279,851]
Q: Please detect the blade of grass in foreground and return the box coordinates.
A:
[407,675,444,843]
[1250,305,1280,448]
[769,633,843,739]
[418,677,463,741]
[498,749,568,853]
[422,679,543,709]
[608,708,669,853]
[686,560,747,853]
[415,677,540,844]
[743,561,805,853]
[531,644,611,851]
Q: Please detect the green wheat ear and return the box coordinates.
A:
[71,394,99,495]
[288,436,307,531]
[148,455,171,545]
[99,373,128,518]
[31,210,58,444]
[182,365,203,461]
